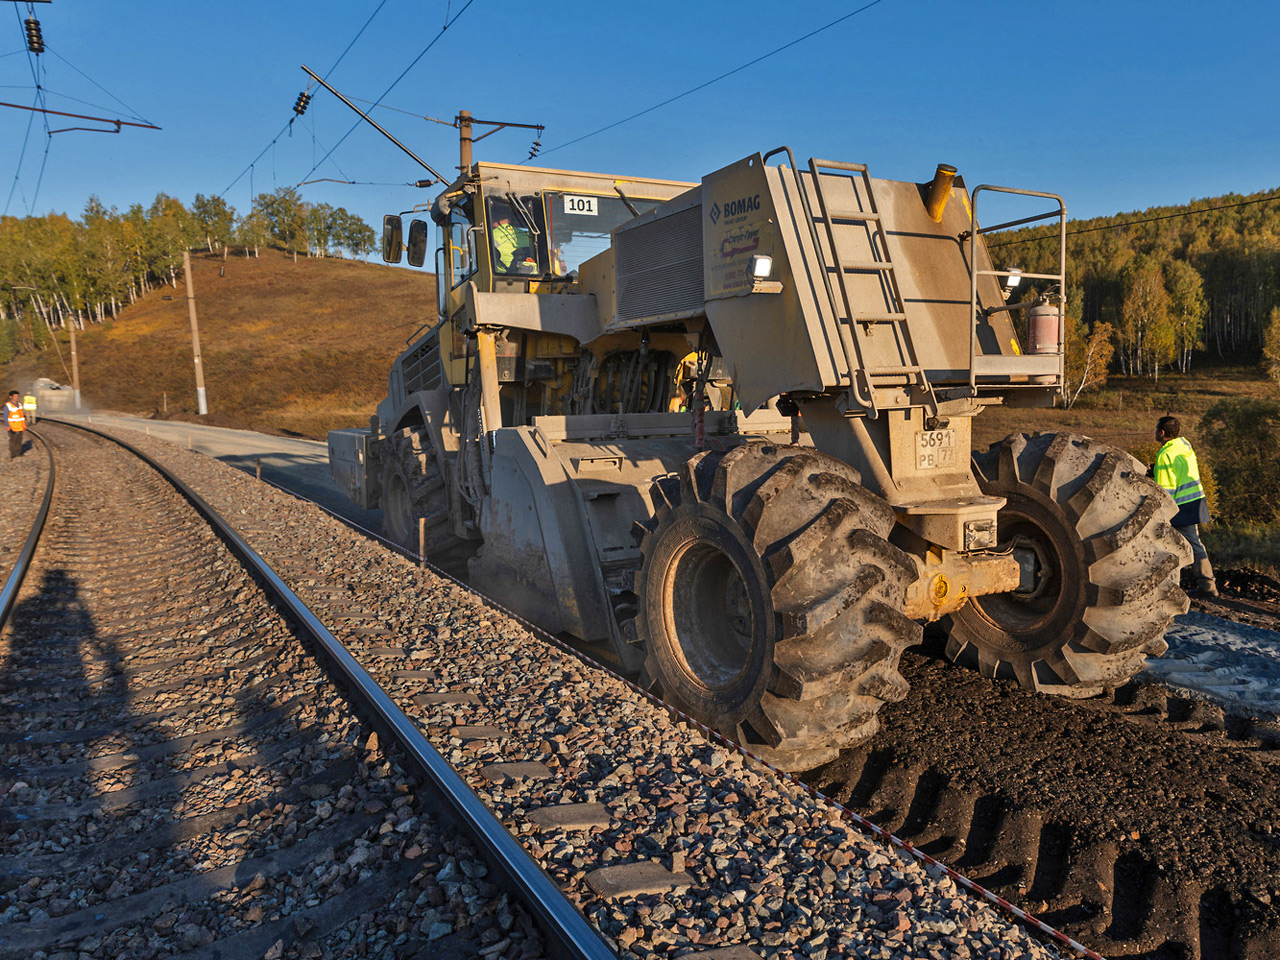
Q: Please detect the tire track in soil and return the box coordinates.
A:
[808,638,1280,960]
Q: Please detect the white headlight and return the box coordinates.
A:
[748,255,773,279]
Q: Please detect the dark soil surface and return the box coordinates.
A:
[1192,567,1280,632]
[807,574,1280,960]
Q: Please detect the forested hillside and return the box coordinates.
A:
[997,186,1280,383]
[0,187,374,364]
[0,248,433,440]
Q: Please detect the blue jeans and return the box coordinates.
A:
[1174,524,1208,564]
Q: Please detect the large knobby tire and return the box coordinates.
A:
[631,443,921,772]
[946,432,1191,696]
[380,426,476,580]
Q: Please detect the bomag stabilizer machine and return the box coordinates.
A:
[330,148,1191,771]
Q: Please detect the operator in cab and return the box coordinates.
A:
[490,214,537,275]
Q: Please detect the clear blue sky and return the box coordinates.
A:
[2,0,1277,249]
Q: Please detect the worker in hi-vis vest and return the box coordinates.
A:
[5,390,26,459]
[1151,415,1217,597]
[22,393,36,425]
[490,214,535,274]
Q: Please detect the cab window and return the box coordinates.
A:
[545,193,660,276]
[487,195,546,276]
[448,208,475,290]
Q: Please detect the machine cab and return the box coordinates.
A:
[382,162,694,392]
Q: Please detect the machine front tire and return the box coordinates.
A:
[632,444,921,772]
[946,432,1191,696]
[380,426,476,580]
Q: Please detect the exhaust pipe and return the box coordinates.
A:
[925,163,957,222]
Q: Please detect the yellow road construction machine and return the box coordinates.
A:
[330,147,1189,770]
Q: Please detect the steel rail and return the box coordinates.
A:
[0,430,54,630]
[51,419,616,960]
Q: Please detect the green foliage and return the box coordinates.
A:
[1202,521,1280,580]
[1063,283,1115,407]
[1263,306,1280,388]
[1198,398,1280,525]
[998,184,1280,376]
[255,187,307,253]
[1164,259,1207,372]
[1119,257,1175,379]
[192,194,237,251]
[0,189,376,362]
[0,315,16,365]
[249,187,374,259]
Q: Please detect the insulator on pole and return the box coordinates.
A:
[24,18,44,54]
[527,138,541,159]
[293,91,312,117]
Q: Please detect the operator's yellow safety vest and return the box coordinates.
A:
[5,401,26,432]
[22,395,35,411]
[492,221,520,270]
[1154,437,1203,506]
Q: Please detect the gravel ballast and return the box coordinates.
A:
[76,423,1067,960]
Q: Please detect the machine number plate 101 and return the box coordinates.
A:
[916,429,960,470]
[563,195,598,216]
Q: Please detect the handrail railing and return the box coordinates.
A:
[968,186,1067,393]
[762,147,874,411]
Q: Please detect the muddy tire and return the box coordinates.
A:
[631,443,921,772]
[946,432,1191,696]
[380,426,476,580]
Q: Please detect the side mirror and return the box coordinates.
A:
[407,219,429,268]
[381,215,403,264]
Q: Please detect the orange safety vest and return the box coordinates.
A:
[5,401,25,431]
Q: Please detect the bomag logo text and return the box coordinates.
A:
[722,195,761,218]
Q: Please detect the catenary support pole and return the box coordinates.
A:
[182,250,209,415]
[68,319,81,409]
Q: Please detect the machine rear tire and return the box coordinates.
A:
[946,432,1191,695]
[380,426,476,580]
[631,443,921,772]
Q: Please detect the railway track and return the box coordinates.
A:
[3,420,1068,960]
[0,423,606,959]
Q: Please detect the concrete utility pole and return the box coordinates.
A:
[181,250,209,415]
[68,320,81,410]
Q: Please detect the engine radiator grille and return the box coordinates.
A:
[614,203,705,324]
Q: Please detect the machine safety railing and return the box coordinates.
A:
[967,186,1067,391]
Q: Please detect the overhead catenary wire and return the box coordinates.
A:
[3,2,47,216]
[47,48,155,126]
[3,91,36,215]
[326,0,388,78]
[4,4,159,214]
[296,0,477,186]
[10,82,148,118]
[222,0,396,199]
[990,191,1280,247]
[541,0,888,156]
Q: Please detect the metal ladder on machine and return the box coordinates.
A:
[805,158,938,419]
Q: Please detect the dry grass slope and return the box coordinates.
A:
[2,249,435,439]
